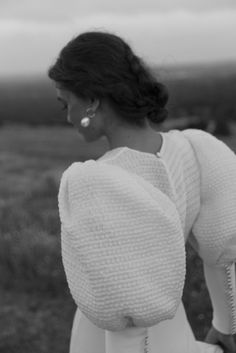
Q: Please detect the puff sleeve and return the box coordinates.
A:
[183,129,236,334]
[58,159,185,331]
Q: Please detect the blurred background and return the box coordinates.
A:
[0,1,236,352]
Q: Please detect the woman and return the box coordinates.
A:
[48,31,236,353]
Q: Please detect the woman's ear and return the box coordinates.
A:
[90,98,100,113]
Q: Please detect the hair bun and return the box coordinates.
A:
[146,82,168,124]
[147,107,168,124]
[153,82,169,108]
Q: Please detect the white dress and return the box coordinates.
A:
[58,129,236,353]
[69,303,222,353]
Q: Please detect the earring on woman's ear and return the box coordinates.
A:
[80,108,96,128]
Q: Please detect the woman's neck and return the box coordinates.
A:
[106,121,163,155]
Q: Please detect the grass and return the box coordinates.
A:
[0,123,235,352]
[0,125,107,353]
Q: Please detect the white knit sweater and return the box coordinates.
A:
[58,129,236,334]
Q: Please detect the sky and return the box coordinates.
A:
[0,0,236,77]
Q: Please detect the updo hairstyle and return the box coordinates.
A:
[48,31,169,127]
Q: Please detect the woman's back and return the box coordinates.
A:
[99,128,201,240]
[66,128,230,353]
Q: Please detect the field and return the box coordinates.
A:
[0,125,108,353]
[0,123,236,353]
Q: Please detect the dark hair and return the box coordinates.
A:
[48,31,168,127]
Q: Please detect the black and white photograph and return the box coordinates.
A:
[0,1,236,352]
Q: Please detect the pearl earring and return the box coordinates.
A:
[81,108,95,128]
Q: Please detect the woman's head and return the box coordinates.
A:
[48,31,168,137]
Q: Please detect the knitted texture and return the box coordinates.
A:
[59,128,236,333]
[183,129,236,266]
[59,159,185,330]
[159,129,236,333]
[182,129,236,334]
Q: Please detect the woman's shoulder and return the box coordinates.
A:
[181,128,235,163]
[164,128,235,165]
[182,128,232,149]
[60,159,141,195]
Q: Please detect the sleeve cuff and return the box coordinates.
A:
[204,262,236,334]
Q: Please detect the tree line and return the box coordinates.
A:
[0,69,235,136]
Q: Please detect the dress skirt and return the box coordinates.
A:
[69,302,223,353]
